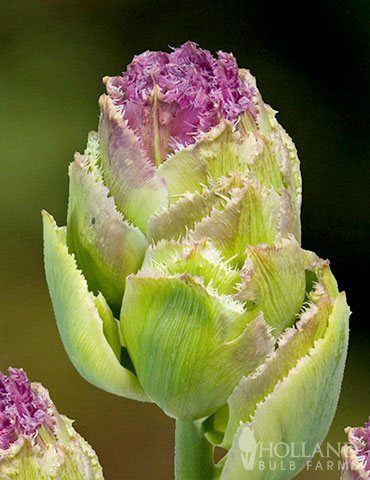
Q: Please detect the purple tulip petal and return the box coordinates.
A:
[0,368,49,450]
[105,42,255,165]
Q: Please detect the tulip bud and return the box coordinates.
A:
[42,41,350,478]
[0,368,103,479]
[341,420,370,479]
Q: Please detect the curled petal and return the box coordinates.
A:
[42,211,148,401]
[219,292,349,479]
[67,153,148,311]
[235,237,306,335]
[121,273,274,420]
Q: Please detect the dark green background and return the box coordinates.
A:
[1,1,369,478]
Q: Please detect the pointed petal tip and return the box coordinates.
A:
[73,151,87,168]
[99,93,119,122]
[43,213,149,402]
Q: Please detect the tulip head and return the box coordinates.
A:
[42,43,349,473]
[0,368,103,480]
[342,420,370,479]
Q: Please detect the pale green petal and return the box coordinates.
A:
[42,211,148,401]
[239,71,302,217]
[235,237,306,335]
[94,293,121,361]
[278,189,300,241]
[142,239,185,268]
[144,239,241,296]
[157,147,209,201]
[191,182,281,267]
[67,153,148,311]
[220,292,350,480]
[220,296,333,448]
[121,273,274,420]
[147,177,235,243]
[266,106,302,212]
[98,94,168,233]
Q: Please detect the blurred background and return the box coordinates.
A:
[0,0,369,478]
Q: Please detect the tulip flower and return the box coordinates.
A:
[0,368,103,479]
[341,420,370,479]
[43,42,350,479]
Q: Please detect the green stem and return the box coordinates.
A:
[175,419,214,480]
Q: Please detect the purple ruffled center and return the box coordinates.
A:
[106,41,254,164]
[0,368,49,450]
[349,419,370,471]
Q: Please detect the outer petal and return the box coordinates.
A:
[67,153,148,312]
[98,94,168,233]
[341,444,370,480]
[240,69,302,215]
[121,273,274,420]
[220,296,333,448]
[42,211,148,401]
[341,424,370,480]
[219,292,349,480]
[234,237,306,335]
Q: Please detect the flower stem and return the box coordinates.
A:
[175,419,214,480]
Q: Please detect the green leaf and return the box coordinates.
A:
[42,211,149,401]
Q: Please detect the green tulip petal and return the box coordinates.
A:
[240,78,302,215]
[98,94,168,233]
[221,296,333,448]
[198,122,251,181]
[42,211,149,401]
[267,107,302,212]
[278,189,301,242]
[147,176,236,243]
[157,147,209,202]
[235,237,306,335]
[157,121,257,200]
[248,135,285,193]
[239,70,272,137]
[94,293,121,361]
[220,292,349,480]
[67,153,148,311]
[191,182,281,267]
[144,239,241,296]
[121,273,274,420]
[142,239,185,268]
